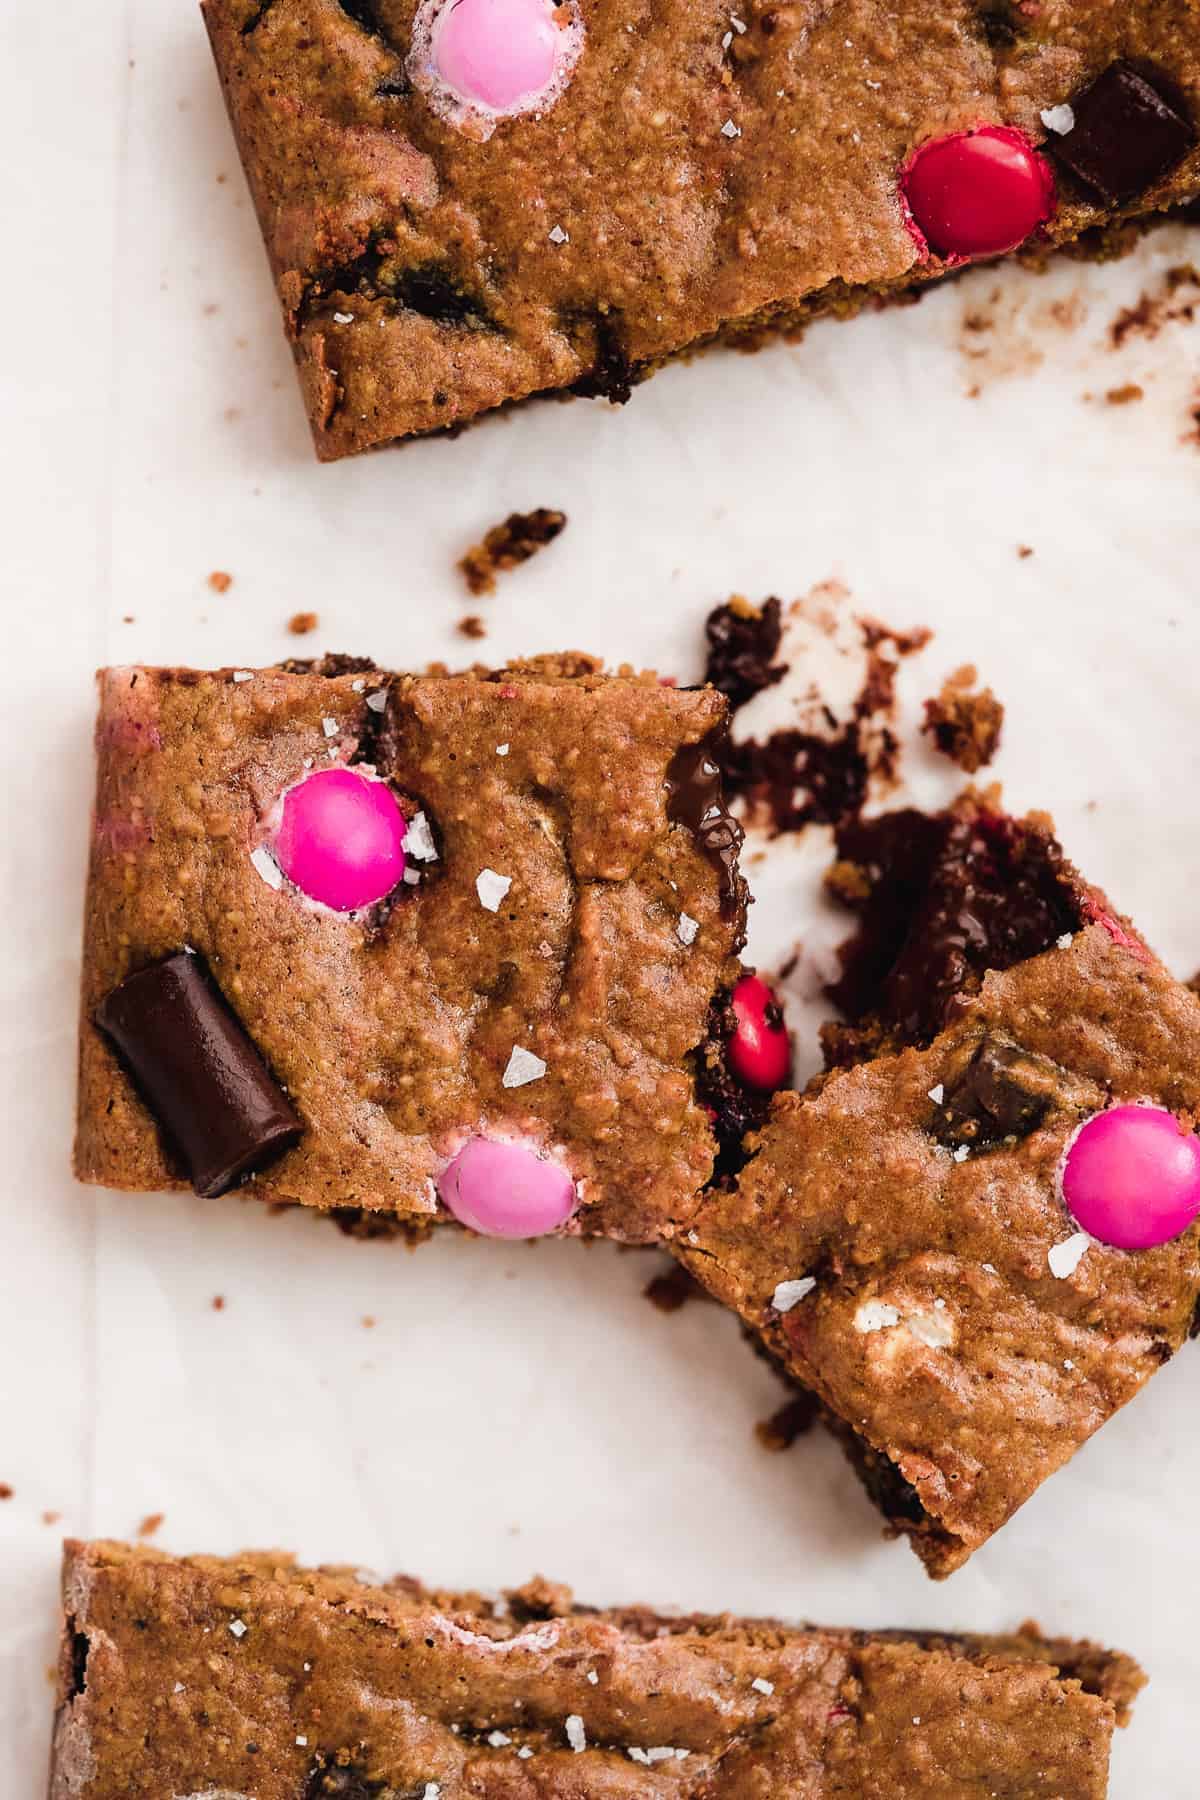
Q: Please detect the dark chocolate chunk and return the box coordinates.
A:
[665,737,747,931]
[932,1036,1059,1151]
[95,952,302,1197]
[1052,61,1196,204]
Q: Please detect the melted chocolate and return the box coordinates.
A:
[95,952,302,1198]
[665,737,747,932]
[933,1037,1059,1151]
[703,597,786,711]
[827,807,1082,1051]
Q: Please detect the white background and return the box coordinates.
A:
[4,4,1200,1794]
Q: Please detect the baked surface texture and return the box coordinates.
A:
[201,0,1200,458]
[49,1539,1143,1798]
[74,655,744,1239]
[678,797,1200,1575]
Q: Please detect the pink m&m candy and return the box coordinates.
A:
[728,974,791,1092]
[438,1136,578,1238]
[410,0,584,137]
[273,768,406,913]
[1059,1104,1200,1251]
[902,126,1055,260]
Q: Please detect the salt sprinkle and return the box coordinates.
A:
[855,1299,901,1334]
[403,811,438,861]
[587,1670,599,1684]
[677,913,700,945]
[548,224,570,244]
[722,30,732,47]
[629,1747,686,1765]
[730,13,746,28]
[366,690,388,713]
[1064,1358,1075,1370]
[913,1716,921,1725]
[953,1144,970,1163]
[720,118,741,138]
[173,1682,186,1694]
[1048,1231,1092,1280]
[352,679,365,692]
[321,716,338,738]
[295,1735,308,1747]
[927,1084,944,1105]
[333,310,356,324]
[1056,932,1074,949]
[565,1714,586,1753]
[250,845,283,890]
[423,1786,441,1800]
[517,1747,533,1759]
[477,868,512,911]
[232,670,253,683]
[228,1619,247,1639]
[488,1730,512,1746]
[982,1262,998,1275]
[772,1276,816,1312]
[497,743,510,756]
[752,1676,774,1695]
[1040,103,1075,135]
[503,1045,548,1089]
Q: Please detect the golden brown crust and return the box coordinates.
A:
[201,0,1200,458]
[74,659,743,1241]
[680,922,1200,1575]
[50,1540,1141,1797]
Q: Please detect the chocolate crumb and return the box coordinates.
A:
[0,1484,12,1500]
[137,1512,165,1539]
[207,571,233,593]
[458,614,488,639]
[922,667,1004,774]
[459,508,567,596]
[1110,264,1199,347]
[288,611,319,635]
[211,1295,226,1311]
[1105,382,1144,405]
[644,1264,709,1313]
[703,596,786,711]
[755,1392,819,1452]
[1017,545,1034,559]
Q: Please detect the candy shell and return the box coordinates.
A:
[1058,1104,1200,1251]
[438,1135,577,1238]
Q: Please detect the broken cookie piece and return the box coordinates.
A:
[458,508,567,595]
[677,792,1200,1576]
[922,666,1004,773]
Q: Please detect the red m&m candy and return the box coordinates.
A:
[1058,1104,1200,1251]
[728,974,791,1092]
[902,126,1055,260]
[273,768,407,913]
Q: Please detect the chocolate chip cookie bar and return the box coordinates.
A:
[49,1539,1143,1798]
[74,654,747,1240]
[202,0,1199,457]
[678,794,1200,1576]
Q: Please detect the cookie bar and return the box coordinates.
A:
[678,794,1200,1576]
[74,654,747,1240]
[201,0,1200,458]
[49,1539,1143,1797]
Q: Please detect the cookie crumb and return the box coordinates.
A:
[754,1392,819,1452]
[1017,544,1034,558]
[1105,383,1144,406]
[42,1510,61,1526]
[459,508,567,595]
[922,666,1004,774]
[458,614,488,639]
[207,571,233,593]
[0,1484,12,1500]
[137,1512,165,1539]
[288,611,319,635]
[644,1265,707,1313]
[211,1295,226,1311]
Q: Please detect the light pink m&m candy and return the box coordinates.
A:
[273,768,406,913]
[409,0,584,138]
[728,974,791,1092]
[1059,1104,1200,1251]
[902,126,1055,260]
[438,1136,577,1238]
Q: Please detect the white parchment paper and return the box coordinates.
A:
[3,5,1200,1793]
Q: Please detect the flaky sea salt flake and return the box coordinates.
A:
[477,868,512,911]
[772,1277,816,1312]
[566,1715,586,1753]
[677,913,700,945]
[1041,103,1075,135]
[1048,1231,1092,1280]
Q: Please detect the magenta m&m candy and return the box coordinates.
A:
[272,767,406,913]
[1058,1104,1200,1251]
[409,0,584,140]
[438,1135,578,1238]
[728,974,791,1092]
[901,126,1055,260]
